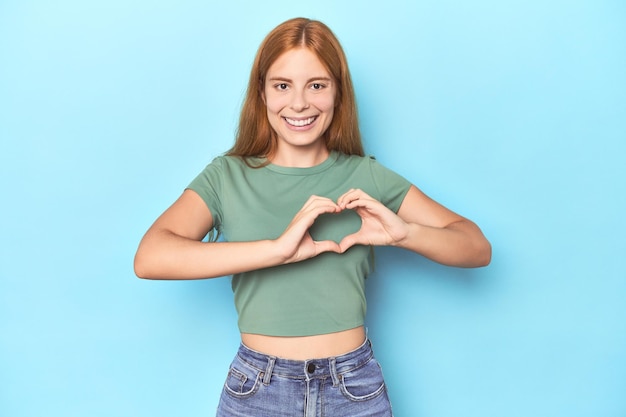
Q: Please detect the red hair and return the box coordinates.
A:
[227,18,363,160]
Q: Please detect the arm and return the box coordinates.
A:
[134,190,342,280]
[394,185,491,267]
[337,186,491,268]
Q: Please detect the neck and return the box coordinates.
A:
[270,145,330,168]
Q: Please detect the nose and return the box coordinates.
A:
[290,90,310,112]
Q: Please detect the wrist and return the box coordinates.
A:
[392,222,420,249]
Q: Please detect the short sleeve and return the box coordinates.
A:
[186,156,224,231]
[367,156,412,213]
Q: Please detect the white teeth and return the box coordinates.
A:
[285,117,316,127]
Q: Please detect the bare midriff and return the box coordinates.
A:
[241,326,366,360]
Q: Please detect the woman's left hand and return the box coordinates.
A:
[337,185,491,267]
[336,188,409,252]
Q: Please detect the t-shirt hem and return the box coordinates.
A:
[238,322,365,338]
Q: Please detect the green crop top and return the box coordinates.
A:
[187,151,411,336]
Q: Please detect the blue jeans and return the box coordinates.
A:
[216,338,393,417]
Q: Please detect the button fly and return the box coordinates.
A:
[307,363,316,373]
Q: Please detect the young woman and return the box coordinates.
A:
[134,17,491,417]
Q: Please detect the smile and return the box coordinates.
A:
[284,116,317,127]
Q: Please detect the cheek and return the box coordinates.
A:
[265,108,281,132]
[263,87,280,113]
[313,95,336,113]
[265,96,286,115]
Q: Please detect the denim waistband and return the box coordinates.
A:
[235,338,374,385]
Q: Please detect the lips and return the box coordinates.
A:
[284,116,317,127]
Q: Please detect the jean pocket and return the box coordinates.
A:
[339,357,387,402]
[223,362,263,399]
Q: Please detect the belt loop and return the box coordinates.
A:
[263,356,275,386]
[329,357,340,386]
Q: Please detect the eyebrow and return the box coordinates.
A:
[267,76,333,83]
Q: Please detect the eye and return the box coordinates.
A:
[275,83,289,91]
[311,83,325,90]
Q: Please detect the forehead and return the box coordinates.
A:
[267,47,330,78]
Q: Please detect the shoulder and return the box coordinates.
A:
[334,152,395,174]
[198,154,263,175]
[189,155,248,190]
[208,154,246,168]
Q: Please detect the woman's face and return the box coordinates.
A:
[264,47,337,162]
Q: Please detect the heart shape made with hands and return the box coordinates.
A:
[308,209,362,244]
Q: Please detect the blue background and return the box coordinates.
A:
[1,1,625,416]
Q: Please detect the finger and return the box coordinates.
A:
[301,202,341,220]
[287,201,342,238]
[314,240,342,254]
[336,188,357,208]
[343,196,377,212]
[305,201,342,219]
[338,232,361,252]
[337,188,374,209]
[297,196,340,216]
[302,195,340,210]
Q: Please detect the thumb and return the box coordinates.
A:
[314,239,342,255]
[338,233,359,253]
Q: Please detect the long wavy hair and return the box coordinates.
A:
[227,18,364,161]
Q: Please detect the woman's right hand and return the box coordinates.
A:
[135,191,344,280]
[274,195,343,264]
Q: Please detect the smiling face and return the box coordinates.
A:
[263,47,337,166]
